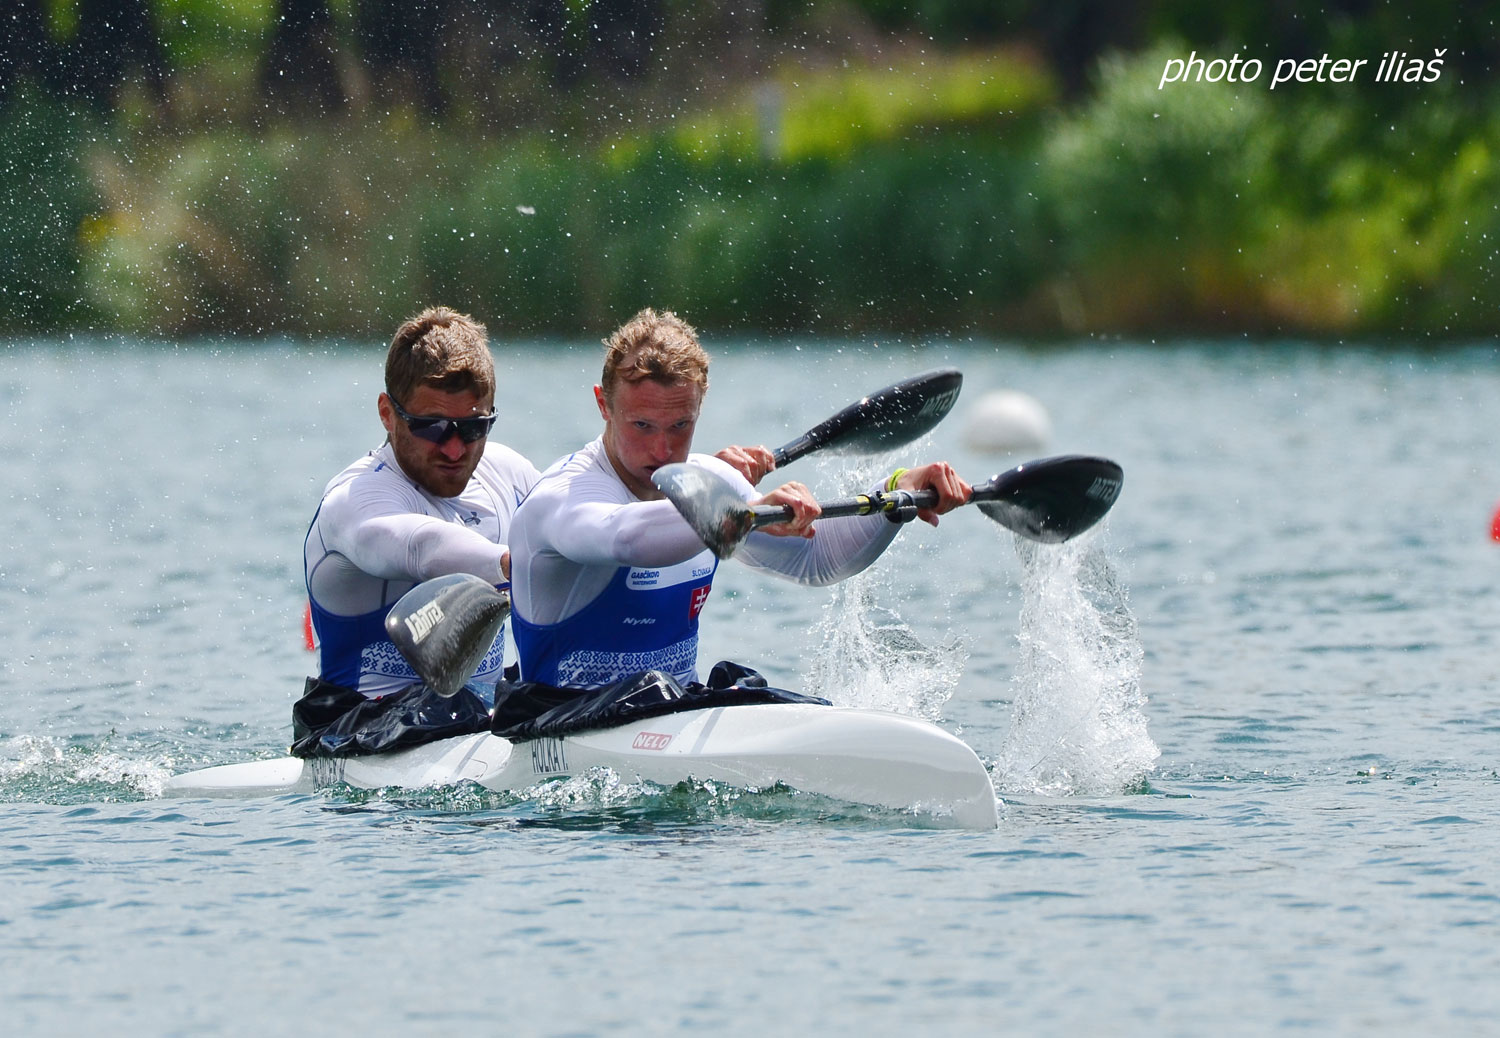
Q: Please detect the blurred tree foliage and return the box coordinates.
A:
[0,0,1494,337]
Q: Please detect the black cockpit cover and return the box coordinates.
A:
[290,678,492,758]
[492,661,829,741]
[290,662,827,758]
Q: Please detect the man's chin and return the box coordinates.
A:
[419,471,471,498]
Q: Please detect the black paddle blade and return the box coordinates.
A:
[652,462,756,560]
[773,368,963,466]
[385,574,511,698]
[974,455,1123,543]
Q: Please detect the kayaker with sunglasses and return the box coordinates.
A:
[293,307,541,754]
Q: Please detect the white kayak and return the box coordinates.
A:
[165,702,999,829]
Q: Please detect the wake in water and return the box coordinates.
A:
[0,734,174,802]
[334,769,966,829]
[994,537,1158,796]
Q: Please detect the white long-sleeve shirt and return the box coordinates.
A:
[508,437,899,686]
[304,440,540,696]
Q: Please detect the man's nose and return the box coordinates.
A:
[651,434,677,462]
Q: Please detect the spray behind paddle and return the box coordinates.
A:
[994,538,1158,796]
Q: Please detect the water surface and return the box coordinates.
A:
[3,338,1499,1034]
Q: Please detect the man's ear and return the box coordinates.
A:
[594,384,609,421]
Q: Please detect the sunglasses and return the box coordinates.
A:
[390,397,498,444]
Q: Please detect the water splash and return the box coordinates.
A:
[0,734,174,802]
[994,537,1158,796]
[802,569,967,721]
[521,766,665,810]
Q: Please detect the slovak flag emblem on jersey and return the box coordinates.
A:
[688,584,711,619]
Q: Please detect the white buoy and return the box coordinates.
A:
[962,389,1052,454]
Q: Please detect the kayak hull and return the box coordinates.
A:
[165,703,999,829]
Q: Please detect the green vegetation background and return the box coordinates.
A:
[1,0,1493,339]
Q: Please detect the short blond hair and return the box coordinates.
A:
[385,307,495,405]
[600,308,709,403]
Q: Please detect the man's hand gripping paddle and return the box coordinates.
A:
[653,455,1125,560]
[379,369,966,693]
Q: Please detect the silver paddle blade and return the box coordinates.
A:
[384,574,511,698]
[652,462,756,559]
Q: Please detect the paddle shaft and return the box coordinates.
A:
[654,454,1122,557]
[748,487,953,528]
[744,458,1123,534]
[769,440,813,469]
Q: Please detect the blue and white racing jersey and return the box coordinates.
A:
[508,436,901,689]
[304,440,539,697]
[513,550,717,687]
